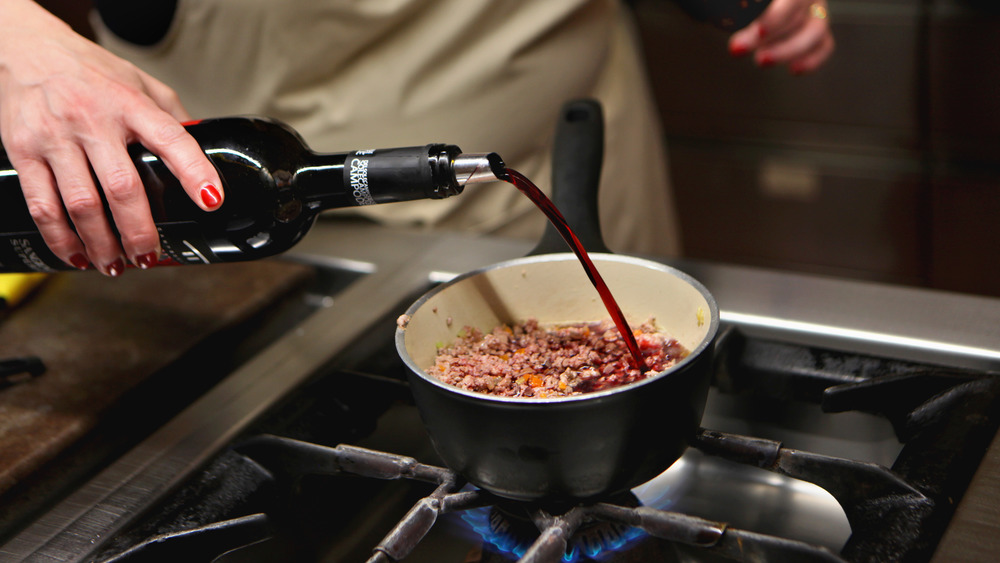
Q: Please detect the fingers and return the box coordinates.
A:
[128,111,224,214]
[767,19,835,74]
[728,22,764,57]
[79,105,223,273]
[10,105,222,275]
[85,135,161,269]
[15,156,91,270]
[728,0,835,74]
[132,69,220,206]
[755,0,813,46]
[47,146,127,276]
[0,0,222,275]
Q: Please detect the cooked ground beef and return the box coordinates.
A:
[430,318,688,398]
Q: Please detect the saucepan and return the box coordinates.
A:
[395,100,720,502]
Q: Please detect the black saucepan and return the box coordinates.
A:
[395,100,720,502]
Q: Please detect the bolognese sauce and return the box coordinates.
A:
[430,318,688,398]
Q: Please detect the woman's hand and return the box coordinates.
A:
[728,0,835,75]
[0,0,223,276]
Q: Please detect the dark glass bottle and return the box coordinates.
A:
[0,117,504,272]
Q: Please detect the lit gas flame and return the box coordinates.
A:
[459,507,646,562]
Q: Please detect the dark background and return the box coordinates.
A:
[37,0,1000,297]
[634,0,1000,297]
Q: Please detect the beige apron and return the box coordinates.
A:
[94,0,680,256]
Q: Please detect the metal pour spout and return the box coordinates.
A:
[452,152,507,186]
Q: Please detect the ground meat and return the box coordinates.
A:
[430,318,688,398]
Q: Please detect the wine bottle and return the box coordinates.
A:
[0,117,505,272]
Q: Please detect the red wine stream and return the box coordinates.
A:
[503,169,649,373]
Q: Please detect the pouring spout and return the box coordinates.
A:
[452,153,507,186]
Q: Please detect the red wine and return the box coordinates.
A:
[0,117,503,272]
[503,169,649,373]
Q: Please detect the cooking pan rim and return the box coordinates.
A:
[395,252,721,405]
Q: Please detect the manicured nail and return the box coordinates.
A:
[68,253,90,270]
[105,258,125,278]
[758,53,776,67]
[200,184,222,208]
[134,252,159,270]
[758,25,768,38]
[729,43,749,57]
[790,62,806,75]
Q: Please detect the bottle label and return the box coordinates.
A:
[0,235,60,272]
[348,150,377,206]
[157,223,219,265]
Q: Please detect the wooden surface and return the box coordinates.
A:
[932,427,1000,562]
[0,260,314,496]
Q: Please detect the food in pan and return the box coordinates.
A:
[430,317,688,398]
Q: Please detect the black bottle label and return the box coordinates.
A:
[157,223,216,265]
[0,235,61,272]
[347,150,377,206]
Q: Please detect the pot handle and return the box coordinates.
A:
[528,98,612,256]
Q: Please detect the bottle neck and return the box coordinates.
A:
[295,145,505,211]
[293,152,350,211]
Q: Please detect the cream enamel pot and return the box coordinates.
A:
[395,99,719,501]
[395,253,719,501]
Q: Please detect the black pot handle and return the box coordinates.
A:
[528,98,612,256]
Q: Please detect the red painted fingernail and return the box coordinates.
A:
[134,252,159,270]
[105,258,125,278]
[758,25,768,38]
[729,43,749,57]
[200,184,222,208]
[790,62,806,75]
[69,253,90,270]
[758,53,776,67]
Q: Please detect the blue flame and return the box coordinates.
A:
[459,507,646,562]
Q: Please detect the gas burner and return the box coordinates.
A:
[227,432,859,562]
[461,494,647,562]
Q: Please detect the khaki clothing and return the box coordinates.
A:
[94,0,680,255]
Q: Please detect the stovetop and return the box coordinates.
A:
[3,218,1000,562]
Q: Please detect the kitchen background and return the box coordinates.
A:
[633,0,1000,297]
[40,0,1000,296]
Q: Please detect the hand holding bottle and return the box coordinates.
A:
[0,0,223,276]
[728,0,835,75]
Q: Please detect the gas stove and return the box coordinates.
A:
[2,218,1000,562]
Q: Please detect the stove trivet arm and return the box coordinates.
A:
[236,434,492,563]
[693,428,926,501]
[512,503,843,563]
[693,428,935,560]
[590,504,725,547]
[585,504,843,562]
[367,483,490,562]
[235,434,452,484]
[515,507,588,563]
[366,485,449,563]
